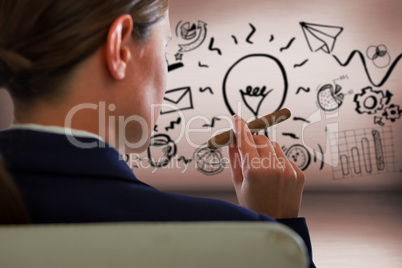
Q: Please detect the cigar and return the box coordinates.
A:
[207,108,291,150]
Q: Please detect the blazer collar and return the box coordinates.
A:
[0,129,145,185]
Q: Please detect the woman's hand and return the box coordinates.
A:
[228,115,305,219]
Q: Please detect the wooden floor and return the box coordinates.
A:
[171,191,402,268]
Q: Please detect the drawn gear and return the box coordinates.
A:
[383,104,402,122]
[354,87,385,114]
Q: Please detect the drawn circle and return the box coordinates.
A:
[366,45,378,60]
[193,143,225,176]
[366,44,391,68]
[363,96,377,109]
[285,144,311,171]
[223,54,288,116]
[373,52,391,68]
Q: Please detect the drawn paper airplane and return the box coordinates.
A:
[300,22,343,54]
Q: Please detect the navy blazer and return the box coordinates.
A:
[0,129,314,267]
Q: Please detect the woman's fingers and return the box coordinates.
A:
[227,115,305,219]
[288,160,306,185]
[228,140,244,187]
[232,115,259,166]
[271,142,297,179]
[253,135,281,170]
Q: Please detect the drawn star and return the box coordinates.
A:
[175,53,183,61]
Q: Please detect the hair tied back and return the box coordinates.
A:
[0,47,32,88]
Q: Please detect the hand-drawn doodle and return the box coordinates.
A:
[240,86,272,116]
[198,61,209,68]
[165,117,182,132]
[168,62,184,72]
[333,51,402,87]
[366,45,391,69]
[333,74,349,85]
[351,147,362,174]
[175,53,183,61]
[280,37,296,52]
[282,133,300,140]
[246,23,256,44]
[223,54,288,117]
[354,86,385,114]
[177,156,192,164]
[208,37,222,55]
[231,35,238,45]
[382,104,402,122]
[199,87,214,94]
[293,117,311,124]
[293,59,308,68]
[147,134,177,168]
[374,116,385,126]
[296,87,310,95]
[361,138,372,173]
[285,144,311,171]
[160,87,193,115]
[328,127,396,179]
[281,145,287,152]
[135,154,146,162]
[318,144,324,170]
[372,130,385,171]
[383,90,393,105]
[300,22,343,54]
[193,143,225,176]
[122,154,130,164]
[340,155,350,176]
[176,20,207,53]
[202,117,221,128]
[317,84,344,111]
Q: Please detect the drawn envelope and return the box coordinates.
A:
[160,87,194,114]
[300,22,343,54]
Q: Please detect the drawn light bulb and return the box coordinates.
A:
[240,85,273,117]
[223,54,288,119]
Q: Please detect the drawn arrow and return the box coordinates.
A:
[384,90,393,105]
[374,116,385,126]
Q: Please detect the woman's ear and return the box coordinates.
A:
[106,14,134,80]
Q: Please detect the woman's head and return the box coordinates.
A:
[0,0,170,153]
[0,0,168,100]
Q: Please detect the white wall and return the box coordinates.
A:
[135,0,402,191]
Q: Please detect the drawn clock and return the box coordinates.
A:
[285,144,311,171]
[193,143,225,176]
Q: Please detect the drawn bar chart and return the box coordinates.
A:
[329,126,396,180]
